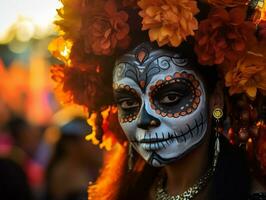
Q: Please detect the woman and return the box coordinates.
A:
[111,42,244,199]
[49,0,266,199]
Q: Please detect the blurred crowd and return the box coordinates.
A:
[0,1,105,199]
[0,100,103,200]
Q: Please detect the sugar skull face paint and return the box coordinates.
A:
[113,43,208,167]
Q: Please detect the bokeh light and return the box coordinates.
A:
[0,0,61,43]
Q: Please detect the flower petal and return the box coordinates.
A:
[246,87,257,98]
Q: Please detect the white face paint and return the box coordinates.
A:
[113,43,208,167]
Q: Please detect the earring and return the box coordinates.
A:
[212,107,223,170]
[128,143,134,171]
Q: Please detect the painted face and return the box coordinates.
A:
[113,43,209,167]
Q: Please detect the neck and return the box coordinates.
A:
[164,136,210,196]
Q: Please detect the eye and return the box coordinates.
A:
[159,92,181,105]
[119,99,140,109]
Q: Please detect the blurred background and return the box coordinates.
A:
[0,1,103,200]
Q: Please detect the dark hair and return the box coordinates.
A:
[211,136,251,200]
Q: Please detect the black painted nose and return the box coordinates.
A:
[137,107,160,130]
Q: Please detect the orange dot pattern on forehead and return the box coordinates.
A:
[113,83,139,123]
[148,71,202,118]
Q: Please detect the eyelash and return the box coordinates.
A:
[159,92,182,105]
[118,98,140,110]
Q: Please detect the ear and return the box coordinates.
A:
[209,81,224,113]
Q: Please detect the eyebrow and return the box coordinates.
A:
[114,88,134,93]
[113,88,139,98]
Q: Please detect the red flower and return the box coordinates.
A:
[82,0,130,56]
[50,64,106,110]
[194,7,256,65]
[206,0,248,7]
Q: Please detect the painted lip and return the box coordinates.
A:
[131,113,207,151]
[131,126,195,145]
[139,137,170,144]
[131,134,175,151]
[131,132,173,145]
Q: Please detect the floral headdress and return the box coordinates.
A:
[49,0,266,177]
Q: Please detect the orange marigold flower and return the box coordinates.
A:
[206,0,248,7]
[82,0,130,56]
[55,0,84,40]
[195,7,256,66]
[138,0,199,47]
[225,52,266,99]
[48,37,72,65]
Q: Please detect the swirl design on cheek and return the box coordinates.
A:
[113,83,140,123]
[149,71,202,118]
